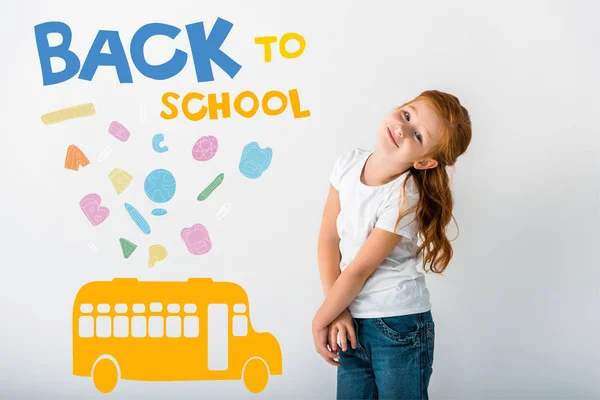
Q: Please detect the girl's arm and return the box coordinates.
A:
[313,227,403,330]
[317,184,342,297]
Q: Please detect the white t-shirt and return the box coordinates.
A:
[329,148,432,318]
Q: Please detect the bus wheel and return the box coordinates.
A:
[92,357,119,394]
[242,358,269,394]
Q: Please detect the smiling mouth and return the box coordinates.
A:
[387,127,399,147]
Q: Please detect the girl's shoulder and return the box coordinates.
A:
[379,169,420,206]
[330,148,371,190]
[334,147,371,169]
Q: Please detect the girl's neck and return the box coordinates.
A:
[361,151,410,187]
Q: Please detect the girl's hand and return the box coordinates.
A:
[329,308,357,352]
[312,323,341,367]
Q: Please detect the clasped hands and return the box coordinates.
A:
[312,308,358,367]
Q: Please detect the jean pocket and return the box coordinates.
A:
[426,321,435,366]
[375,316,421,345]
[339,318,370,360]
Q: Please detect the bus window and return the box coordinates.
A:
[80,304,93,313]
[167,304,181,338]
[96,316,111,338]
[150,302,162,312]
[234,304,246,313]
[97,304,110,313]
[233,315,248,337]
[167,316,181,337]
[184,316,199,338]
[233,303,248,336]
[149,316,164,337]
[79,315,94,338]
[184,304,196,313]
[133,304,145,313]
[183,303,199,338]
[132,316,146,337]
[115,304,127,313]
[114,315,129,338]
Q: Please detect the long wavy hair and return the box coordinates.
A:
[394,90,472,275]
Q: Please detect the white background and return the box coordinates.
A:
[1,0,599,399]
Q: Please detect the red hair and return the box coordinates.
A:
[395,90,472,274]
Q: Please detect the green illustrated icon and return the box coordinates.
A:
[119,238,138,259]
[198,173,224,201]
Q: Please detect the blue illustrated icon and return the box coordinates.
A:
[239,142,273,179]
[151,208,168,216]
[124,203,151,234]
[152,133,169,153]
[144,169,176,203]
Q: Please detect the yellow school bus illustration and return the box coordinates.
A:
[72,278,282,394]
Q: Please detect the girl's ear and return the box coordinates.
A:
[414,159,438,170]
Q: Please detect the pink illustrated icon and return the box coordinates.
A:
[181,223,212,255]
[108,121,131,142]
[79,193,110,226]
[192,135,218,161]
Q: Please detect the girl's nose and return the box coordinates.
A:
[394,125,403,137]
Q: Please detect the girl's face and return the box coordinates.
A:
[377,99,443,169]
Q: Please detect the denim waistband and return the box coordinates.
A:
[354,309,434,324]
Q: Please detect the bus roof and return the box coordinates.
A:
[73,278,250,308]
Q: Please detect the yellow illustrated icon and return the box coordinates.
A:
[41,102,96,125]
[108,168,133,195]
[147,245,167,268]
[72,278,282,394]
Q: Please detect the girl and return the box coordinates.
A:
[312,90,472,399]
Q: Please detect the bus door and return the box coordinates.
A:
[207,303,229,371]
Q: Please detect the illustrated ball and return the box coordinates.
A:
[192,135,219,161]
[144,169,176,203]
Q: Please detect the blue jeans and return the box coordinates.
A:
[336,310,435,400]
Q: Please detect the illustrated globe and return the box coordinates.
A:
[192,135,219,161]
[144,169,176,203]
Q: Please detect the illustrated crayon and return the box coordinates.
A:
[197,173,224,201]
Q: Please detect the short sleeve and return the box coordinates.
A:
[375,184,420,241]
[329,150,353,190]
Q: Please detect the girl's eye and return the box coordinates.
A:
[403,111,423,144]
